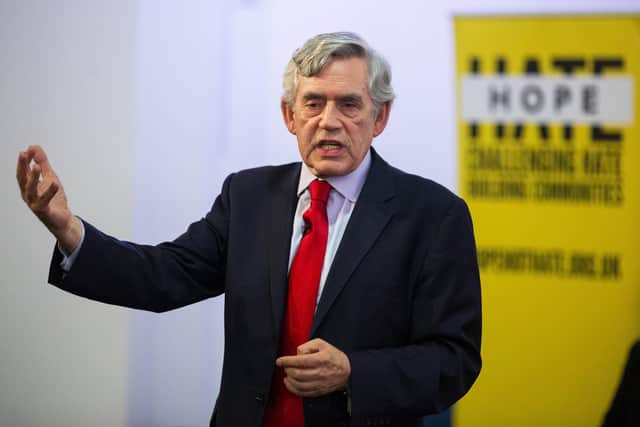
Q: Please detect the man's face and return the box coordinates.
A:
[281,57,390,178]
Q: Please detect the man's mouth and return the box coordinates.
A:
[317,140,343,149]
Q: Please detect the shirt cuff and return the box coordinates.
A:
[58,220,86,272]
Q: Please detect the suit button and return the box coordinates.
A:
[255,393,265,403]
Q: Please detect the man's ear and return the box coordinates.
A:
[373,101,391,137]
[281,98,297,135]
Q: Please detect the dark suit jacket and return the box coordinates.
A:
[49,149,482,427]
[602,340,640,427]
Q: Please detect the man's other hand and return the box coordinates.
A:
[17,145,82,254]
[276,338,351,397]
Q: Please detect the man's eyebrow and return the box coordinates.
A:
[337,94,363,104]
[302,92,325,101]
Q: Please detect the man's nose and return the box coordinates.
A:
[318,103,342,130]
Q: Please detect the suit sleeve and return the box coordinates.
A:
[47,174,235,312]
[347,197,482,417]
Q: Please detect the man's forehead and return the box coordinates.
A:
[295,57,370,99]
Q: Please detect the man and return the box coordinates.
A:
[17,32,481,427]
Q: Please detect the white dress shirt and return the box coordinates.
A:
[288,150,371,306]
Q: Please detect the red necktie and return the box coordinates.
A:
[262,179,331,427]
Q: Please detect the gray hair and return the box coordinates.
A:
[282,32,395,115]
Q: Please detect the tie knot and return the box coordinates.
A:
[308,179,331,204]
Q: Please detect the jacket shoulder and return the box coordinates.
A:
[383,160,465,212]
[232,162,299,181]
[220,162,300,193]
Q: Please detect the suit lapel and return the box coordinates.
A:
[311,150,397,336]
[267,164,301,344]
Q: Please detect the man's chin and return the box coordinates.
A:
[307,160,354,178]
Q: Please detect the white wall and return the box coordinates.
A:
[2,1,639,426]
[0,1,134,426]
[127,1,231,425]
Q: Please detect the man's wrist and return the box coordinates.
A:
[56,216,83,255]
[58,218,85,272]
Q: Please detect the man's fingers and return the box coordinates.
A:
[283,377,323,397]
[277,351,325,369]
[25,163,42,203]
[283,366,319,382]
[276,355,304,368]
[277,339,350,398]
[28,145,54,175]
[16,151,30,190]
[39,181,59,207]
[297,338,326,355]
[297,347,317,355]
[284,376,318,392]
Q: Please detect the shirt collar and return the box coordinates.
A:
[297,149,371,202]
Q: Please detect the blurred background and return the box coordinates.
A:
[1,1,639,426]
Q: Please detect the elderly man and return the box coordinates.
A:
[17,32,481,427]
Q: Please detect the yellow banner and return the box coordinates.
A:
[455,15,640,427]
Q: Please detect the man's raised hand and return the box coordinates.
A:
[17,145,82,254]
